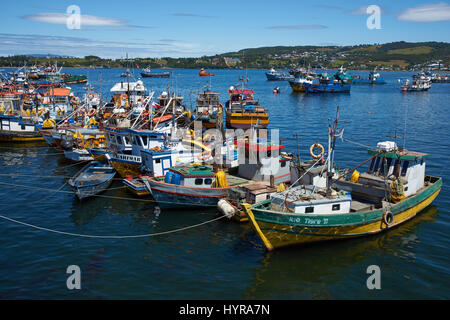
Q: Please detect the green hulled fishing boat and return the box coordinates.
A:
[245,108,442,250]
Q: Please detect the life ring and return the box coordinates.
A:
[197,150,211,161]
[383,209,394,226]
[121,93,127,100]
[309,143,324,159]
[87,109,96,117]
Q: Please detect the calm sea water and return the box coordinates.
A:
[0,68,448,299]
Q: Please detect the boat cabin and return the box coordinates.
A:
[236,137,291,185]
[270,185,352,215]
[105,127,132,154]
[364,142,427,198]
[41,87,72,117]
[110,80,146,107]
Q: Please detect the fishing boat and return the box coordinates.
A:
[0,114,43,142]
[192,86,223,129]
[225,86,269,129]
[333,66,353,84]
[245,109,442,250]
[140,67,170,78]
[68,161,116,200]
[40,87,74,121]
[63,74,88,84]
[107,129,167,178]
[61,129,105,162]
[399,77,431,92]
[304,74,351,93]
[430,73,450,83]
[289,74,314,92]
[351,70,386,84]
[265,68,294,81]
[142,132,292,209]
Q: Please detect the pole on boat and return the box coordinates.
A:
[326,106,339,198]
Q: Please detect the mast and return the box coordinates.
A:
[326,106,340,197]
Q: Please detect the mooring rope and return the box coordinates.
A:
[0,213,227,239]
[0,181,217,206]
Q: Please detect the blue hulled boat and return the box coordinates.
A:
[304,74,351,93]
[68,161,116,200]
[265,68,294,81]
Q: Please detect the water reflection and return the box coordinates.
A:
[244,206,438,299]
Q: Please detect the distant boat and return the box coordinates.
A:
[351,70,386,85]
[304,74,351,93]
[399,77,431,92]
[199,68,214,77]
[140,67,170,78]
[68,161,116,200]
[265,68,294,81]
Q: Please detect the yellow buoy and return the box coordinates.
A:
[215,170,228,188]
[350,170,360,183]
[277,183,286,192]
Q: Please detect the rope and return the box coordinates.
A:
[0,214,227,239]
[341,138,375,150]
[0,181,217,206]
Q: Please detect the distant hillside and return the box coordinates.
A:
[0,42,448,71]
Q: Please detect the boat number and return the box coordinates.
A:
[288,217,329,225]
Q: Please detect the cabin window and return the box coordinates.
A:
[155,159,161,164]
[117,136,122,145]
[195,178,203,185]
[305,207,314,213]
[132,136,138,145]
[141,136,148,147]
[401,161,409,176]
[124,136,130,145]
[332,204,340,211]
[281,160,286,167]
[368,159,375,173]
[21,124,26,130]
[373,157,381,173]
[204,178,212,185]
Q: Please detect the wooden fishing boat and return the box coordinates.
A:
[68,161,116,200]
[225,87,269,129]
[123,175,151,196]
[142,135,292,209]
[192,86,223,129]
[0,114,44,142]
[245,110,442,250]
[142,165,249,209]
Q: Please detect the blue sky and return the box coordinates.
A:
[0,0,449,58]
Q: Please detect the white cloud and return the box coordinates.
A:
[22,13,128,27]
[398,3,450,22]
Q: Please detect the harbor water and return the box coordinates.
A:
[0,68,448,299]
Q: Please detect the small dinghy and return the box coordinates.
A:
[68,161,116,200]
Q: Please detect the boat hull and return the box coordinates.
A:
[225,113,269,129]
[108,158,141,178]
[145,177,229,209]
[289,81,306,92]
[0,130,44,142]
[304,83,351,93]
[247,176,442,250]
